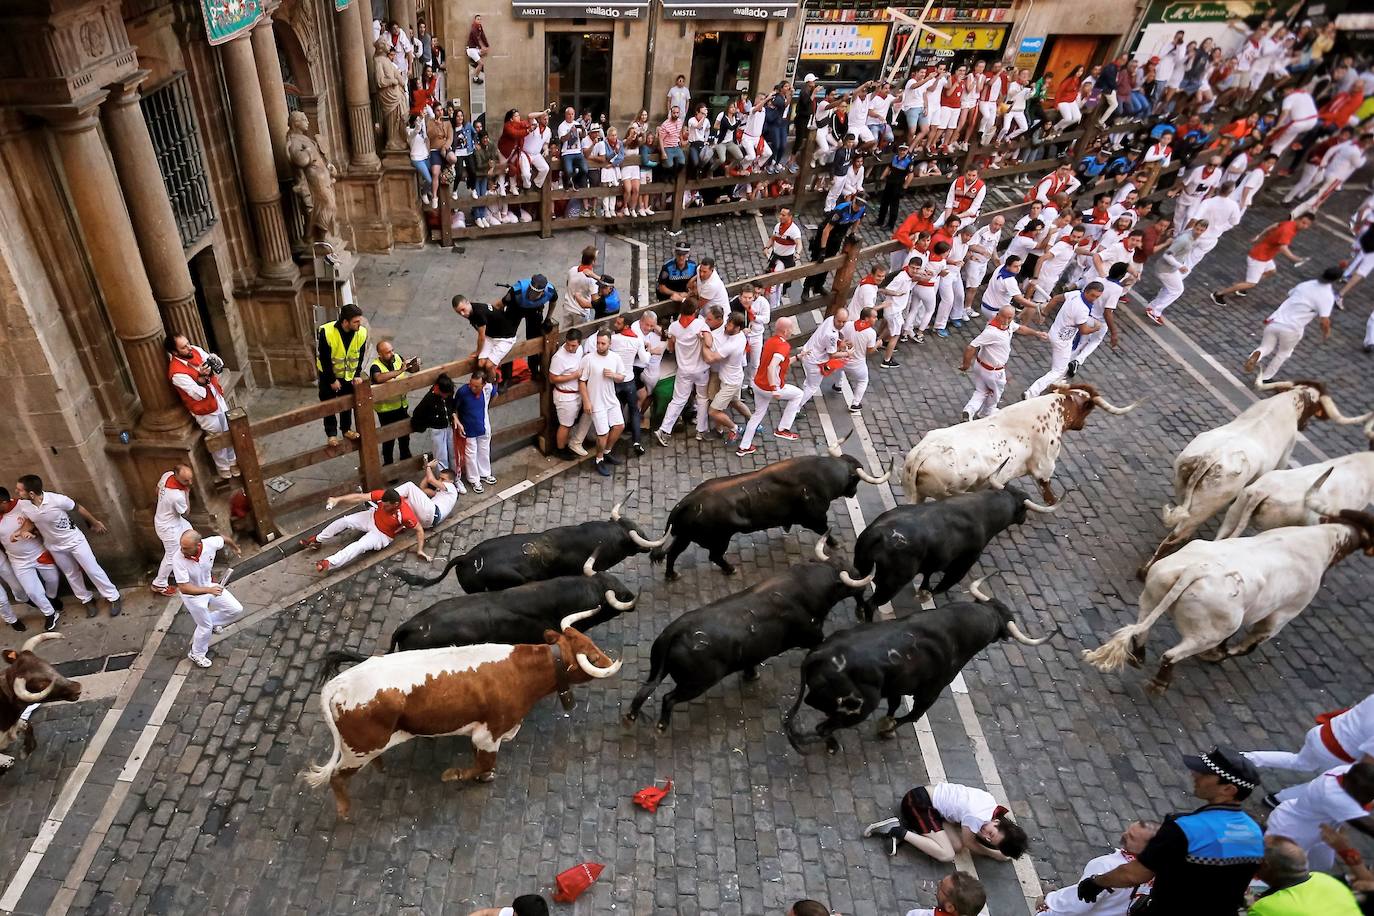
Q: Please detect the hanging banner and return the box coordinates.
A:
[914,24,1007,54]
[336,0,353,10]
[199,0,265,45]
[800,24,891,61]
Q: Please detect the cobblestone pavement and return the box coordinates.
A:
[7,179,1374,916]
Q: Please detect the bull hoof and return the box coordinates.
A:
[915,590,933,606]
[1135,565,1149,583]
[335,805,351,821]
[825,736,841,755]
[1145,679,1170,696]
[622,712,637,726]
[876,716,898,739]
[475,770,496,783]
[742,667,761,682]
[1128,645,1147,668]
[1198,648,1227,663]
[664,569,681,582]
[655,721,669,733]
[718,564,737,576]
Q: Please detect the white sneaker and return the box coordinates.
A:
[504,212,519,224]
[569,441,589,457]
[451,187,460,201]
[453,479,467,494]
[482,475,497,484]
[187,653,212,669]
[455,213,466,228]
[421,194,431,207]
[472,481,485,494]
[475,217,486,228]
[518,211,532,223]
[644,207,655,215]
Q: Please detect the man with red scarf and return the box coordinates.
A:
[938,166,985,230]
[165,332,237,478]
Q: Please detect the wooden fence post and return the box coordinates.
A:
[794,133,815,210]
[227,407,279,543]
[540,178,554,239]
[670,166,688,231]
[537,329,560,456]
[352,378,385,492]
[828,236,863,315]
[439,174,452,247]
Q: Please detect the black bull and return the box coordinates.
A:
[650,445,892,579]
[784,578,1055,754]
[852,486,1057,621]
[396,495,666,592]
[624,540,874,731]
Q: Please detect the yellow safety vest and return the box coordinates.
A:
[369,355,410,412]
[316,322,368,380]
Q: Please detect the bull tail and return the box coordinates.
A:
[304,691,344,789]
[783,664,812,752]
[1082,570,1199,673]
[1163,458,1216,530]
[851,527,879,577]
[1214,491,1264,540]
[395,554,464,588]
[901,450,927,502]
[317,649,370,687]
[648,506,682,563]
[630,635,673,711]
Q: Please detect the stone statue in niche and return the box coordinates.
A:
[372,37,407,152]
[285,110,343,255]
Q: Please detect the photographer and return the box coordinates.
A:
[165,332,238,478]
[368,339,420,466]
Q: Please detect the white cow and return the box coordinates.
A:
[1146,381,1371,569]
[1216,440,1374,539]
[902,383,1138,504]
[1084,512,1374,692]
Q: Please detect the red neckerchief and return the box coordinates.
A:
[164,473,188,491]
[860,276,879,286]
[619,326,638,338]
[184,544,204,562]
[678,314,696,329]
[854,319,874,332]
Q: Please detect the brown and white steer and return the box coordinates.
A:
[1084,510,1374,693]
[306,610,622,819]
[2,633,83,771]
[902,383,1139,504]
[1146,380,1371,570]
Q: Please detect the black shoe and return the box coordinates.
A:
[50,596,63,612]
[1365,344,1374,354]
[633,442,645,456]
[1210,292,1226,305]
[880,359,900,369]
[10,619,26,632]
[830,383,843,392]
[1262,792,1280,810]
[84,602,98,619]
[1066,359,1079,379]
[109,599,122,618]
[603,454,622,466]
[45,612,59,632]
[885,824,905,856]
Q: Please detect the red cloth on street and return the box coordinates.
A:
[552,862,605,903]
[633,780,673,812]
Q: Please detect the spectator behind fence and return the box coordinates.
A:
[316,303,368,447]
[368,339,419,466]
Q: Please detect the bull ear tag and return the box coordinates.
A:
[550,643,576,711]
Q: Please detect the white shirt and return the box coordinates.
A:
[769,220,802,257]
[548,347,585,394]
[1280,90,1319,126]
[901,76,931,110]
[966,226,1001,264]
[842,323,877,364]
[1332,694,1374,757]
[881,271,915,311]
[168,345,225,407]
[1042,849,1143,915]
[946,236,969,270]
[982,271,1022,311]
[866,92,894,123]
[1041,238,1079,278]
[171,535,225,589]
[18,492,87,552]
[1268,765,1369,841]
[1180,165,1222,200]
[925,77,947,112]
[802,317,842,363]
[1004,233,1038,263]
[667,85,690,118]
[686,115,710,143]
[1153,38,1187,82]
[430,482,459,521]
[1266,280,1335,332]
[695,272,729,314]
[833,165,865,199]
[848,93,871,126]
[1322,140,1368,183]
[710,327,748,386]
[944,177,986,216]
[580,350,625,414]
[154,471,191,538]
[609,329,648,373]
[1192,196,1241,240]
[1005,82,1030,111]
[0,504,46,568]
[1050,291,1096,344]
[522,124,551,157]
[741,295,770,335]
[632,324,664,372]
[408,125,429,160]
[557,120,584,156]
[969,321,1019,368]
[668,315,710,376]
[1084,277,1125,316]
[1230,167,1267,207]
[930,782,1001,833]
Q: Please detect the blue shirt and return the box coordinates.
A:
[831,201,866,226]
[509,279,556,312]
[598,289,622,314]
[454,383,494,438]
[658,258,698,294]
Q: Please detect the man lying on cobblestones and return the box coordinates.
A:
[172,529,242,669]
[864,781,1029,863]
[1036,819,1158,915]
[303,487,427,572]
[324,460,461,528]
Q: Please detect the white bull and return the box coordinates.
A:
[1216,436,1374,539]
[1084,511,1374,693]
[1146,381,1371,570]
[902,383,1138,504]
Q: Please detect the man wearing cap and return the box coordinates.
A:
[593,274,621,318]
[657,242,698,303]
[802,191,866,299]
[1076,746,1264,915]
[316,303,368,447]
[501,274,558,376]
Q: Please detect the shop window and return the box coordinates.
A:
[691,31,762,111]
[546,32,614,122]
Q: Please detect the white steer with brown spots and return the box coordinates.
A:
[306,610,621,819]
[901,383,1138,504]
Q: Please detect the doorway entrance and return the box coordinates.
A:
[546,32,614,120]
[691,31,762,111]
[1036,34,1114,86]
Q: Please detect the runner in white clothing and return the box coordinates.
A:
[1265,763,1374,871]
[878,259,927,368]
[1266,87,1320,159]
[1292,134,1372,217]
[960,306,1047,421]
[1242,270,1339,382]
[1068,264,1129,372]
[798,309,851,411]
[1024,285,1103,398]
[1184,185,1242,268]
[901,873,988,916]
[1246,692,1374,805]
[1229,155,1278,215]
[151,464,195,597]
[835,309,879,413]
[172,529,243,668]
[1173,157,1224,231]
[0,491,62,631]
[327,461,461,529]
[656,304,713,445]
[14,475,120,617]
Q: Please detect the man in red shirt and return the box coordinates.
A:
[304,488,426,572]
[1211,214,1312,305]
[891,200,937,271]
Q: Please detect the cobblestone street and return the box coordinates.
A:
[6,181,1374,916]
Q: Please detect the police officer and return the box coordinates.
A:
[657,241,698,303]
[368,338,420,465]
[316,303,368,446]
[501,274,558,376]
[1076,746,1263,914]
[802,191,867,299]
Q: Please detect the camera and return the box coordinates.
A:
[204,353,225,375]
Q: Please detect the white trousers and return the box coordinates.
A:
[998,111,1028,141]
[1283,163,1324,202]
[0,554,28,604]
[904,286,938,334]
[1,563,59,620]
[318,511,393,568]
[1149,268,1186,314]
[193,408,236,473]
[978,101,1000,145]
[741,383,805,448]
[394,482,444,528]
[1025,340,1075,398]
[1055,101,1081,129]
[1265,804,1337,872]
[1256,323,1302,381]
[182,588,244,657]
[1246,727,1344,793]
[840,360,869,404]
[799,359,827,408]
[153,520,193,588]
[464,435,492,483]
[659,371,710,434]
[1366,308,1374,349]
[51,540,119,603]
[963,364,1005,418]
[1071,325,1107,365]
[520,152,550,188]
[745,331,765,379]
[1292,176,1343,217]
[1173,195,1203,231]
[933,276,966,329]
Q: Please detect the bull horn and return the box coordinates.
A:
[583,550,599,577]
[603,589,636,611]
[1303,467,1339,515]
[814,534,831,561]
[1023,498,1058,514]
[576,652,622,678]
[12,677,54,703]
[610,490,636,521]
[839,569,875,588]
[560,608,599,630]
[985,456,1012,490]
[826,429,854,459]
[627,528,669,549]
[1255,379,1295,392]
[1007,621,1054,646]
[1091,394,1142,416]
[856,457,895,485]
[20,632,62,654]
[968,575,996,603]
[1319,394,1374,426]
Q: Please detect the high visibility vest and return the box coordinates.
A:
[369,355,410,412]
[316,322,368,379]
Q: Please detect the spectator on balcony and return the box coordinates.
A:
[368,339,419,467]
[383,20,413,76]
[165,332,238,478]
[763,80,792,172]
[620,128,645,217]
[659,106,686,173]
[667,75,690,124]
[425,109,452,213]
[316,303,369,447]
[414,19,433,78]
[686,102,712,179]
[466,15,488,84]
[471,124,502,228]
[432,40,447,102]
[557,107,590,200]
[407,114,434,207]
[449,105,476,205]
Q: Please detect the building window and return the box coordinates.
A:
[546,32,614,121]
[140,72,217,248]
[691,32,762,110]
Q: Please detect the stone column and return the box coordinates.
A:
[219,34,296,282]
[45,97,186,434]
[388,0,414,37]
[251,14,291,175]
[339,0,380,170]
[102,76,208,347]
